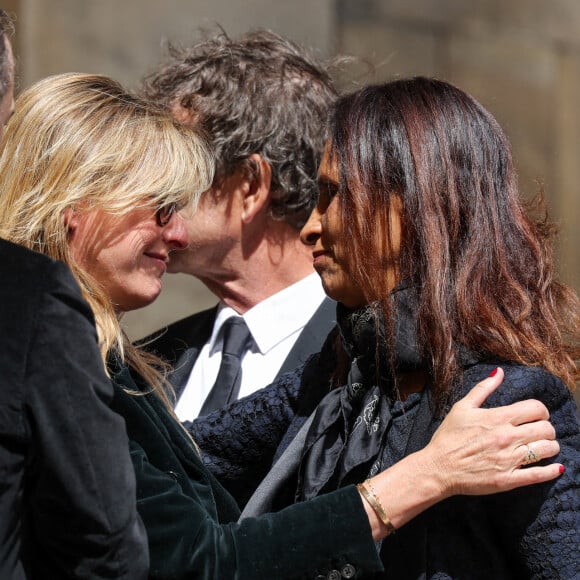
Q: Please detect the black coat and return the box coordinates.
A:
[109,362,383,580]
[0,239,147,579]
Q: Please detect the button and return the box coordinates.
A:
[167,470,179,481]
[315,576,326,580]
[341,563,356,578]
[327,571,341,580]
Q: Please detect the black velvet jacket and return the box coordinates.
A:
[109,361,383,580]
[0,239,147,580]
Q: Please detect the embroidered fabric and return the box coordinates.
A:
[188,366,304,507]
[376,363,580,579]
[296,287,429,501]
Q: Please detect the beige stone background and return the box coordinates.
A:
[5,0,579,403]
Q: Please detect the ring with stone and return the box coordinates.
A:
[522,444,541,466]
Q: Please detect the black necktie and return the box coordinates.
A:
[199,316,252,416]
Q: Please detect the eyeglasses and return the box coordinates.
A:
[155,203,178,227]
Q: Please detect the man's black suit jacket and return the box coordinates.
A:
[144,297,337,402]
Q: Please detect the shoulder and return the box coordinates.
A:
[0,238,47,269]
[460,363,579,430]
[0,240,91,341]
[310,297,337,321]
[0,238,73,295]
[301,298,337,341]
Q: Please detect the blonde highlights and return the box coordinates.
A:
[0,73,214,405]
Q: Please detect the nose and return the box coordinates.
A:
[162,212,189,250]
[300,206,322,246]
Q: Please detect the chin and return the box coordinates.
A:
[166,261,181,274]
[166,250,192,274]
[123,286,163,312]
[124,297,158,312]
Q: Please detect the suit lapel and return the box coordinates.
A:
[170,348,201,399]
[166,306,218,399]
[275,297,336,379]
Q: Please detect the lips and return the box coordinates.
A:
[312,250,332,273]
[144,252,168,271]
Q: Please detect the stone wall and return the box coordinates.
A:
[17,0,336,88]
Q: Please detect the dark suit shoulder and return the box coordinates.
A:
[275,297,336,378]
[140,305,218,364]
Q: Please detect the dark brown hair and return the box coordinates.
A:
[141,29,337,229]
[328,77,579,395]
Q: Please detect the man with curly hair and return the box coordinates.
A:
[143,30,337,419]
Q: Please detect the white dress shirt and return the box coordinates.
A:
[174,273,327,421]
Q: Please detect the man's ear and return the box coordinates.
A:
[241,153,272,223]
[63,207,79,234]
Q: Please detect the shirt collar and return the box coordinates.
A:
[210,273,327,356]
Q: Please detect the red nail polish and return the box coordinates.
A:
[559,465,565,475]
[489,368,499,378]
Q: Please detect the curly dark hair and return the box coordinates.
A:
[0,10,14,100]
[141,29,338,229]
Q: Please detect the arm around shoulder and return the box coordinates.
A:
[130,436,382,580]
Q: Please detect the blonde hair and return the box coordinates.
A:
[0,73,214,407]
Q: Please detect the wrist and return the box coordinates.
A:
[362,449,447,538]
[409,446,453,501]
[357,480,396,537]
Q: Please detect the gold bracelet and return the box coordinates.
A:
[357,479,396,536]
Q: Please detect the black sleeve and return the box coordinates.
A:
[130,439,383,580]
[23,262,149,579]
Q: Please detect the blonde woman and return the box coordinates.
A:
[0,73,562,580]
[0,13,147,573]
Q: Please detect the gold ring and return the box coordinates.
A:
[522,444,541,466]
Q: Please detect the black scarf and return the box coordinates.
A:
[295,286,427,501]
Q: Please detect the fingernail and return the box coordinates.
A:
[489,368,499,378]
[559,465,565,475]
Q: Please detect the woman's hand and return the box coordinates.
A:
[425,367,561,498]
[361,368,562,541]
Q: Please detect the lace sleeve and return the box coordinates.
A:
[187,363,309,507]
[189,329,339,507]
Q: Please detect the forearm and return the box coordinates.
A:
[360,447,445,540]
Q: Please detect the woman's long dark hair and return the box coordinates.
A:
[328,77,579,397]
